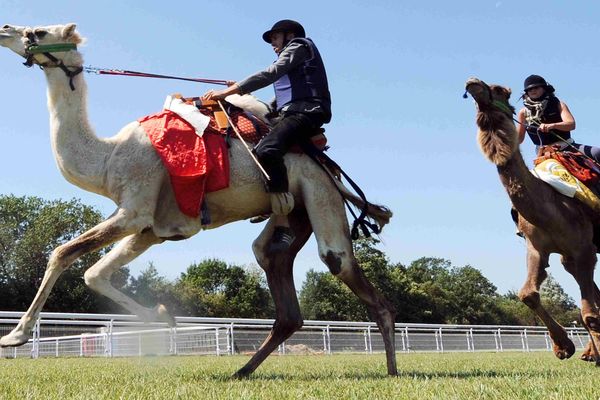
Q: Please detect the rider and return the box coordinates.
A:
[517,74,600,163]
[202,19,331,251]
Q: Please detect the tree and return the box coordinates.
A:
[176,259,273,318]
[0,194,127,312]
[540,273,580,326]
[124,262,183,315]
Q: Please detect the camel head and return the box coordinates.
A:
[0,23,83,66]
[0,24,28,56]
[465,77,518,166]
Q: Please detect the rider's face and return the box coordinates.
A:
[525,86,544,99]
[269,32,287,54]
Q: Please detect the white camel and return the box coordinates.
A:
[0,23,397,376]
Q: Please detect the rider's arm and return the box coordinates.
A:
[539,101,576,133]
[236,42,309,94]
[517,108,527,144]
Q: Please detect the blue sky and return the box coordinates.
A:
[1,1,599,303]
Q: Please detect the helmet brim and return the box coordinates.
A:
[524,84,546,91]
[262,29,277,43]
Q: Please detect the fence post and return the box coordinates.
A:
[543,332,550,351]
[326,325,331,355]
[80,336,83,357]
[439,327,444,353]
[229,323,235,355]
[215,328,221,356]
[57,338,60,358]
[521,329,530,352]
[465,330,471,351]
[108,319,114,357]
[169,327,177,355]
[31,318,40,359]
[400,329,406,352]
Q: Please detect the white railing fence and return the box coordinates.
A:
[0,311,589,359]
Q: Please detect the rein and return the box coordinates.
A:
[22,42,228,91]
[82,66,229,85]
[504,105,600,169]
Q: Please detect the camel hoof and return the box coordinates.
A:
[553,340,576,360]
[0,330,30,347]
[155,304,176,327]
[233,366,253,379]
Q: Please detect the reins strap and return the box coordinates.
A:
[299,141,380,240]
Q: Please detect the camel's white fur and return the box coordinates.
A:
[0,23,397,376]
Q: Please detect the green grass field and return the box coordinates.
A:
[0,352,595,400]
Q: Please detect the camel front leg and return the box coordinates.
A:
[0,210,136,347]
[83,230,174,326]
[235,209,312,378]
[519,246,574,359]
[305,193,397,376]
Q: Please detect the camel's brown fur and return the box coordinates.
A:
[466,77,600,363]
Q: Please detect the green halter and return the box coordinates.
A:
[26,43,77,54]
[492,99,513,117]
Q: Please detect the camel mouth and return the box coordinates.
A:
[465,77,492,108]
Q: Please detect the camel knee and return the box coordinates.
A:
[519,289,541,309]
[83,269,108,292]
[252,238,269,269]
[275,316,303,335]
[47,246,75,272]
[320,249,347,276]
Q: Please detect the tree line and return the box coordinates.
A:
[0,195,580,326]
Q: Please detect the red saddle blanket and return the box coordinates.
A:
[139,110,229,218]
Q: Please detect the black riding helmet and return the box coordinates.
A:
[262,19,306,43]
[524,74,548,91]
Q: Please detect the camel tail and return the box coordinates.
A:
[332,177,393,231]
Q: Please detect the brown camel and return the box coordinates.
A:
[0,23,398,376]
[465,77,600,363]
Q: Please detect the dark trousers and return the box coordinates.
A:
[254,112,325,192]
[572,142,600,164]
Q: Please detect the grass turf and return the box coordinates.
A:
[0,352,594,399]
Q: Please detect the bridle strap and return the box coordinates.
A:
[23,42,82,90]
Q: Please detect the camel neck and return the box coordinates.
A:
[497,151,550,226]
[44,67,112,196]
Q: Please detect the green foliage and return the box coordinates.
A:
[540,273,580,326]
[0,194,126,313]
[176,259,273,318]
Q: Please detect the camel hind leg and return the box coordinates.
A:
[304,188,398,376]
[83,230,175,326]
[0,209,140,347]
[561,248,600,364]
[235,208,313,378]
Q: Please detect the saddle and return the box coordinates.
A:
[534,144,600,186]
[189,98,328,151]
[533,144,600,251]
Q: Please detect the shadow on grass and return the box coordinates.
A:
[192,368,535,382]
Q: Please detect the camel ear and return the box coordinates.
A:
[61,23,77,39]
